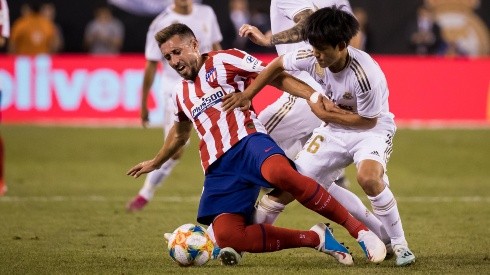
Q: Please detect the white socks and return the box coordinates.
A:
[138,158,179,200]
[368,187,407,246]
[252,195,286,224]
[327,183,390,244]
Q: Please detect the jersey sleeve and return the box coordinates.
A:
[282,47,316,72]
[276,0,313,21]
[353,70,384,118]
[221,49,266,79]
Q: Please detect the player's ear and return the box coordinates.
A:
[191,38,199,50]
[338,41,347,51]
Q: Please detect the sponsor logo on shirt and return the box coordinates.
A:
[191,88,225,119]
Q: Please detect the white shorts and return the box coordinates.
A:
[294,127,395,189]
[258,93,322,159]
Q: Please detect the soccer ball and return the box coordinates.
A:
[167,223,215,266]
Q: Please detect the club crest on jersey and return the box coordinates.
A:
[191,88,225,119]
[205,67,217,82]
[315,63,325,77]
[343,92,353,100]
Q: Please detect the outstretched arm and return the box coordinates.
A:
[127,120,192,178]
[222,56,344,113]
[222,56,298,111]
[239,9,313,47]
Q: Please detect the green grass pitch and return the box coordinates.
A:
[1,125,489,274]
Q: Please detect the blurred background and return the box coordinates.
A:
[1,0,489,126]
[2,0,489,54]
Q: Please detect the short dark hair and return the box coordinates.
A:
[155,23,196,47]
[301,5,359,49]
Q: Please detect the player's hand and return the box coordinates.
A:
[307,95,328,117]
[127,160,159,178]
[222,92,252,113]
[239,24,271,47]
[141,106,149,128]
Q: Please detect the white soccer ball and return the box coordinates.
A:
[167,223,215,267]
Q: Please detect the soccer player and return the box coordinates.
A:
[126,0,222,211]
[0,0,9,196]
[238,0,353,189]
[127,23,386,266]
[237,0,391,253]
[223,6,416,266]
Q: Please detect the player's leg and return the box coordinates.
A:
[354,133,415,266]
[197,135,352,265]
[261,154,386,263]
[253,188,293,224]
[334,168,351,189]
[256,130,391,244]
[126,153,182,212]
[0,135,6,196]
[212,213,353,265]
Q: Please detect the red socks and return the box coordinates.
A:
[213,213,319,252]
[261,155,366,238]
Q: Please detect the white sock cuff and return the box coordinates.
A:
[258,195,286,213]
[368,187,397,216]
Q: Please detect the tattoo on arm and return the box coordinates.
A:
[271,9,313,45]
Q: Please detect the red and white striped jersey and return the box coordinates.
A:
[173,49,268,172]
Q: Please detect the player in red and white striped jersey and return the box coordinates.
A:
[127,23,386,265]
[126,0,223,212]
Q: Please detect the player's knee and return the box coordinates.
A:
[261,155,294,183]
[357,173,384,196]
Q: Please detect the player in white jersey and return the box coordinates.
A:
[224,6,415,267]
[128,23,387,266]
[126,0,222,212]
[239,0,353,188]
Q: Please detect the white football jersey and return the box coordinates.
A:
[270,0,352,55]
[145,4,222,89]
[282,46,396,133]
[173,49,268,172]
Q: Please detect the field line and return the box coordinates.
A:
[0,196,489,203]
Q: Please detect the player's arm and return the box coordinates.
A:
[222,55,345,115]
[239,9,313,47]
[308,98,377,129]
[221,56,287,111]
[127,120,192,178]
[140,60,158,127]
[271,9,313,45]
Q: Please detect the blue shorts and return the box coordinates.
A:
[197,133,290,225]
